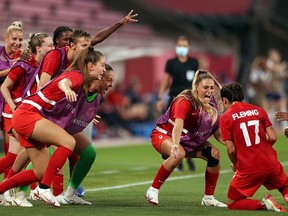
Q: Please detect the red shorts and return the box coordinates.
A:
[2,102,19,133]
[150,129,171,153]
[228,163,288,199]
[1,117,12,132]
[12,107,46,148]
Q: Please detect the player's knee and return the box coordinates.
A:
[227,202,235,210]
[201,146,219,167]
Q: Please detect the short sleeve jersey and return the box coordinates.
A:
[165,57,198,97]
[40,46,70,78]
[8,58,37,100]
[161,97,199,133]
[220,102,279,174]
[21,71,83,111]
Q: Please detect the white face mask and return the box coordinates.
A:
[175,46,189,57]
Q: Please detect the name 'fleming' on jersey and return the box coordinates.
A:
[232,109,259,120]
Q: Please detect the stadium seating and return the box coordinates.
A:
[0,0,156,46]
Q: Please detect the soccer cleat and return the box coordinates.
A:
[145,186,159,205]
[34,186,60,207]
[76,185,85,197]
[0,194,10,206]
[55,193,70,204]
[28,190,39,200]
[201,195,227,207]
[12,191,33,207]
[56,193,91,205]
[262,194,286,212]
[3,189,14,203]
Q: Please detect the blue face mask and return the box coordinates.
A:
[175,46,189,57]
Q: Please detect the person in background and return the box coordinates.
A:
[146,69,226,207]
[220,82,288,212]
[156,35,198,172]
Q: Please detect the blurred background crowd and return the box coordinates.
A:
[1,0,288,141]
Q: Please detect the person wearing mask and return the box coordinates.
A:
[156,35,199,172]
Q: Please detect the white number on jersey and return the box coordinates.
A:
[240,120,260,147]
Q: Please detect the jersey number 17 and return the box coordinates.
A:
[240,120,260,147]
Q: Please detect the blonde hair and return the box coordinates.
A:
[66,46,104,95]
[27,33,50,54]
[175,69,222,124]
[6,21,23,35]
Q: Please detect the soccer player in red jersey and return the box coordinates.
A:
[145,69,226,207]
[220,82,288,212]
[0,21,23,185]
[0,33,53,206]
[0,47,105,207]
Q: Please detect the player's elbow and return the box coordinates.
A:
[268,134,277,145]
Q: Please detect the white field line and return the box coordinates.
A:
[86,161,288,193]
[86,169,229,192]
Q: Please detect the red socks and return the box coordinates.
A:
[40,146,72,187]
[0,152,17,175]
[52,174,64,196]
[30,182,38,191]
[151,164,172,189]
[68,152,79,177]
[6,168,17,179]
[205,170,219,195]
[0,170,39,193]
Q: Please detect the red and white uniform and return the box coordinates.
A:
[12,71,83,148]
[2,58,37,132]
[220,102,288,197]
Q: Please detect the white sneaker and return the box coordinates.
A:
[201,195,227,207]
[28,190,39,200]
[145,186,159,205]
[59,194,91,205]
[12,191,33,207]
[262,194,286,212]
[3,189,14,203]
[34,186,60,207]
[55,193,70,204]
[0,194,10,206]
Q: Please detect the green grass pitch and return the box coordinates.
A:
[1,135,288,215]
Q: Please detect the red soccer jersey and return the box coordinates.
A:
[40,46,70,77]
[21,71,83,111]
[8,58,37,100]
[220,102,279,174]
[3,59,38,115]
[12,50,21,59]
[160,97,199,133]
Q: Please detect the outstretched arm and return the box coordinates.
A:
[58,78,78,102]
[90,10,138,46]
